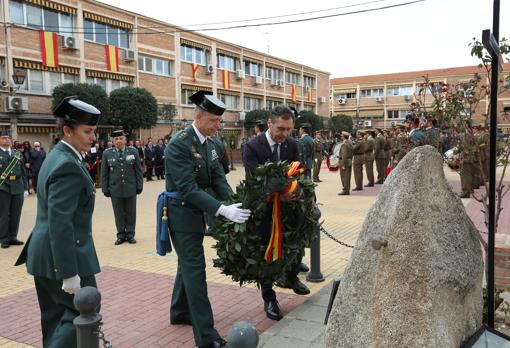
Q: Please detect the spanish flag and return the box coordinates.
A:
[39,31,59,68]
[192,63,199,80]
[291,83,297,102]
[223,69,230,89]
[307,89,313,102]
[105,44,120,72]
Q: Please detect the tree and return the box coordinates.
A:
[244,109,270,130]
[158,103,177,122]
[52,83,109,123]
[108,87,158,134]
[295,110,322,133]
[330,114,353,135]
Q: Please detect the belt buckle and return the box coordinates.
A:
[9,175,16,180]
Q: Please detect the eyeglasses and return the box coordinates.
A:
[34,145,40,148]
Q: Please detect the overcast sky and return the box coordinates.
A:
[99,0,509,78]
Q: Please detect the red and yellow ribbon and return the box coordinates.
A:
[264,161,305,263]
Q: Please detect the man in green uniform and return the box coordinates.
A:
[351,131,365,191]
[101,130,143,245]
[364,131,375,187]
[15,96,102,348]
[298,122,314,178]
[0,130,28,249]
[338,131,353,195]
[374,129,386,184]
[312,131,324,182]
[165,91,250,348]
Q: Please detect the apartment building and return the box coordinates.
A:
[0,0,330,150]
[330,64,510,131]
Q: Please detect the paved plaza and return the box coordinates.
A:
[1,162,509,347]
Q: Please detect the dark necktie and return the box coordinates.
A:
[272,143,280,161]
[118,149,123,160]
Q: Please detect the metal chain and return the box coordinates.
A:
[95,324,113,348]
[319,226,354,248]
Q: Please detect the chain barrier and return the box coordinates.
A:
[95,324,113,348]
[319,226,354,249]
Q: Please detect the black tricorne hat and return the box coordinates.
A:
[189,91,226,116]
[255,119,265,126]
[111,130,128,137]
[0,129,10,137]
[53,96,101,126]
[299,122,311,129]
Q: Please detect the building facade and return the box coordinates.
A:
[0,0,330,150]
[330,64,510,131]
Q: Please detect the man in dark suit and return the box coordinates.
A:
[243,105,310,321]
[144,140,156,181]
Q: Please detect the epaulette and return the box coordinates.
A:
[104,147,113,153]
[178,131,188,140]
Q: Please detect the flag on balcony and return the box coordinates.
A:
[291,84,297,102]
[223,69,230,89]
[307,89,312,102]
[192,63,199,80]
[39,31,59,68]
[105,44,119,72]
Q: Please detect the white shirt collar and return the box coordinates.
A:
[301,133,308,138]
[0,146,10,153]
[265,130,277,148]
[192,122,207,144]
[61,140,83,161]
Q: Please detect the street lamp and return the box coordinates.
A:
[10,69,26,94]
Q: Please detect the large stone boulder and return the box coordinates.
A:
[325,145,484,348]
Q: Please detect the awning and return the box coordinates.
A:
[334,111,356,116]
[86,70,135,82]
[217,89,240,96]
[25,0,76,15]
[83,11,133,30]
[181,84,212,92]
[14,59,80,74]
[216,48,240,59]
[334,89,356,94]
[359,110,384,117]
[180,38,211,51]
[18,126,56,134]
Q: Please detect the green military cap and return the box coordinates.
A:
[111,129,128,137]
[53,96,101,126]
[189,90,226,116]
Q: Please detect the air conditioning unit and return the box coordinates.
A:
[236,69,245,79]
[270,79,278,86]
[338,98,347,105]
[376,97,384,102]
[0,80,8,89]
[239,111,246,121]
[390,121,397,126]
[404,95,412,101]
[363,120,372,127]
[277,79,285,87]
[62,35,79,50]
[318,96,326,104]
[205,64,214,74]
[254,76,263,85]
[5,96,28,112]
[123,49,135,61]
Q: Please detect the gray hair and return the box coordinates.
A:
[270,105,294,122]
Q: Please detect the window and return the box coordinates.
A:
[504,77,510,89]
[265,67,283,82]
[244,97,262,111]
[217,54,236,71]
[138,55,172,76]
[86,76,131,94]
[360,88,383,98]
[17,69,77,93]
[303,105,315,113]
[181,89,198,105]
[266,99,282,110]
[335,92,356,100]
[387,86,413,96]
[9,1,75,34]
[244,61,261,76]
[83,19,131,48]
[180,45,206,65]
[286,72,300,85]
[219,94,239,110]
[304,76,316,88]
[387,110,399,119]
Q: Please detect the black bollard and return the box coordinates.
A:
[306,230,325,283]
[73,286,102,348]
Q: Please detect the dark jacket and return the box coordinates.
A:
[29,149,46,172]
[243,131,299,174]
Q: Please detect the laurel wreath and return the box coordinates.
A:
[212,161,320,286]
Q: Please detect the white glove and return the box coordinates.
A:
[24,190,29,198]
[217,203,251,223]
[62,274,81,294]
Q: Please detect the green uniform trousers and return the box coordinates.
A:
[0,190,24,244]
[312,158,322,181]
[340,165,352,193]
[365,159,374,185]
[375,158,386,183]
[110,196,137,239]
[170,230,220,347]
[34,275,97,348]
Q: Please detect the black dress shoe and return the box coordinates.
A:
[9,239,24,246]
[114,238,125,245]
[290,279,310,295]
[364,183,374,187]
[337,191,350,196]
[264,300,283,321]
[1,243,9,249]
[200,338,227,348]
[170,316,192,325]
[352,187,363,191]
[374,181,383,184]
[299,262,309,273]
[127,237,137,244]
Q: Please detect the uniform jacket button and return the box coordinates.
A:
[76,240,80,244]
[54,268,58,272]
[181,202,185,206]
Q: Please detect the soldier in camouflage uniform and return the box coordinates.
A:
[101,130,144,245]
